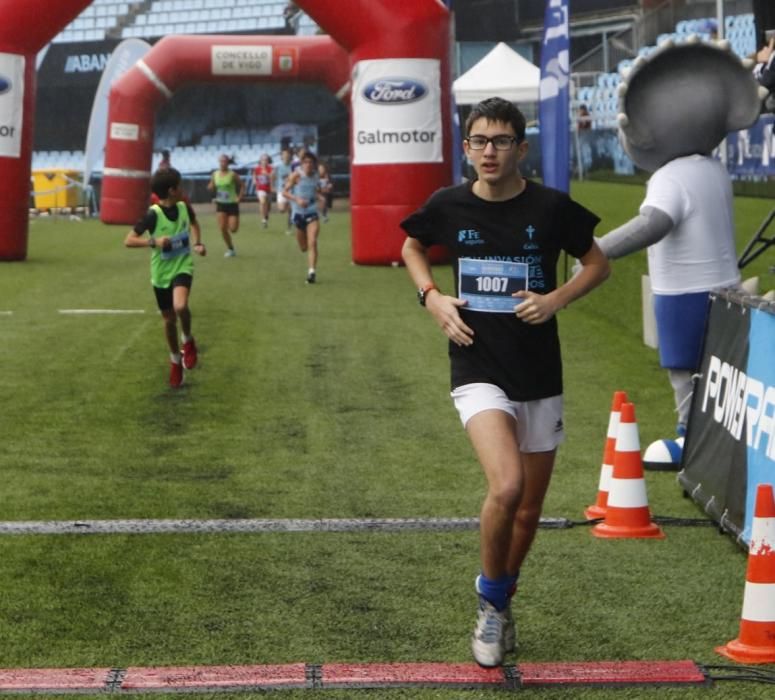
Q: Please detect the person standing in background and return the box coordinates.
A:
[158,149,172,170]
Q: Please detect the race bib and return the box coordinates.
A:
[458,258,528,313]
[216,190,231,202]
[160,230,191,260]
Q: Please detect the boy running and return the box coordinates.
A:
[125,168,206,388]
[401,97,609,667]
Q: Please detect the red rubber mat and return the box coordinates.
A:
[320,662,508,688]
[0,660,708,692]
[519,660,709,687]
[0,668,111,691]
[121,664,308,691]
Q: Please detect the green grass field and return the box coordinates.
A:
[0,181,773,698]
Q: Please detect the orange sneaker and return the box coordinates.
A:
[182,338,198,369]
[169,361,184,388]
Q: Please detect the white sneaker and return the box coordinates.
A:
[224,248,236,257]
[475,575,516,653]
[471,598,509,668]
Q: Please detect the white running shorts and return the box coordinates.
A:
[451,382,565,453]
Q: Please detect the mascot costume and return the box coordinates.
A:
[596,38,762,449]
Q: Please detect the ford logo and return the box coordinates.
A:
[0,76,11,95]
[363,78,427,105]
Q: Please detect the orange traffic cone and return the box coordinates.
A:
[592,402,665,539]
[716,483,775,663]
[585,390,628,520]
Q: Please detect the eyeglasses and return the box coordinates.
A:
[465,135,519,150]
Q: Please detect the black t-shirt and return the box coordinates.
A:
[133,202,198,235]
[400,180,600,401]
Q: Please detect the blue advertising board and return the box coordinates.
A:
[680,292,775,547]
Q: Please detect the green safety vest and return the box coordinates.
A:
[149,202,193,288]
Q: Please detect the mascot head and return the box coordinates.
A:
[617,39,763,172]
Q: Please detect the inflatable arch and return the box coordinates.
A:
[101,0,452,264]
[0,0,93,261]
[100,34,350,224]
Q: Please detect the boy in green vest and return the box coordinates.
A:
[125,168,206,388]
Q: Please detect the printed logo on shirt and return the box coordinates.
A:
[523,224,539,251]
[458,228,485,245]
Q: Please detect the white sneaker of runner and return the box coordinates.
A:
[475,575,516,653]
[471,598,510,668]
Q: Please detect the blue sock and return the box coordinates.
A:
[476,573,513,611]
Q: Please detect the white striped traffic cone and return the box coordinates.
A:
[592,402,665,539]
[585,390,628,520]
[716,483,775,663]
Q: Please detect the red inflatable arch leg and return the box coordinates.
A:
[101,35,349,225]
[297,0,452,264]
[0,0,93,261]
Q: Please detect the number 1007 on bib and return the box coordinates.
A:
[458,258,529,313]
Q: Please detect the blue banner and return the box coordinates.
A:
[539,0,570,192]
[680,292,775,548]
[743,308,775,542]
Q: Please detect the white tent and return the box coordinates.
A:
[453,42,540,105]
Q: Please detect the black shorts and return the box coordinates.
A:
[216,202,240,216]
[153,274,192,312]
[293,212,319,229]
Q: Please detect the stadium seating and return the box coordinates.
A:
[725,13,757,58]
[41,0,322,168]
[41,5,757,159]
[123,1,293,39]
[32,145,275,177]
[53,0,315,43]
[54,1,131,43]
[573,14,758,131]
